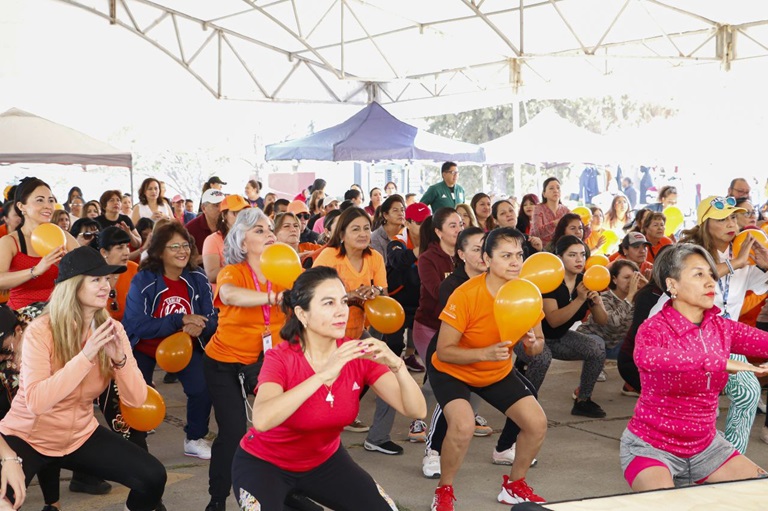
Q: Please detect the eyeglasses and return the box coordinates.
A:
[109,289,118,312]
[78,232,99,240]
[732,188,751,196]
[741,210,758,218]
[166,243,192,252]
[447,171,459,176]
[296,213,310,220]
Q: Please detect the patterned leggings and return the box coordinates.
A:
[723,353,761,455]
[514,330,606,399]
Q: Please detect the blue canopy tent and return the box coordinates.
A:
[265,102,484,163]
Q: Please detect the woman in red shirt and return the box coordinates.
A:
[232,266,426,510]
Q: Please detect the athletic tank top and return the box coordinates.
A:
[8,234,58,309]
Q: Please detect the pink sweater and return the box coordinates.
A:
[628,301,768,457]
[0,316,147,456]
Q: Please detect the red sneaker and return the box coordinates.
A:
[497,475,546,505]
[431,485,456,511]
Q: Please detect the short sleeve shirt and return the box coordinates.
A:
[542,273,589,339]
[240,339,387,472]
[205,262,286,364]
[312,247,387,339]
[431,274,513,387]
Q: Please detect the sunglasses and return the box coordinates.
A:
[296,213,310,220]
[78,232,99,240]
[109,289,118,312]
[709,196,736,210]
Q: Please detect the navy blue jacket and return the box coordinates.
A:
[122,268,218,350]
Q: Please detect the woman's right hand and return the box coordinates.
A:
[0,456,25,509]
[482,341,512,362]
[33,246,66,276]
[575,282,590,302]
[315,341,367,384]
[181,314,207,328]
[82,320,117,362]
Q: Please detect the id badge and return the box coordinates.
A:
[262,332,273,352]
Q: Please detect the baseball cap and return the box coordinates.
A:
[621,232,652,249]
[406,202,431,223]
[99,226,132,250]
[56,246,127,284]
[697,195,745,225]
[220,195,251,212]
[287,200,310,215]
[207,176,227,186]
[201,189,226,205]
[171,194,184,203]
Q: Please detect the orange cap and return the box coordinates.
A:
[220,195,251,212]
[287,200,310,215]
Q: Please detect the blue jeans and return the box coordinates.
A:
[133,348,212,440]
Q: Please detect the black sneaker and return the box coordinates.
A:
[204,500,225,511]
[69,473,112,495]
[363,440,404,455]
[571,398,607,418]
[163,372,179,384]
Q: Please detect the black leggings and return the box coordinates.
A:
[232,445,396,511]
[617,350,641,392]
[3,426,166,511]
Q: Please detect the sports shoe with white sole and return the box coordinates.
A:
[473,414,493,437]
[492,444,537,467]
[184,437,212,460]
[409,419,428,443]
[431,485,456,511]
[423,449,441,479]
[497,475,546,505]
[363,440,403,455]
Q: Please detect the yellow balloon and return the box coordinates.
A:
[31,223,66,257]
[663,206,684,237]
[596,230,620,255]
[572,206,592,226]
[520,252,565,294]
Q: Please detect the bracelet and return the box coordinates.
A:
[29,267,38,279]
[725,259,735,275]
[0,456,22,466]
[112,353,127,369]
[389,358,404,373]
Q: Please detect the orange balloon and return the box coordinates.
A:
[120,386,166,432]
[156,332,193,373]
[30,223,66,257]
[520,252,565,294]
[596,230,620,255]
[494,278,543,345]
[585,254,609,269]
[583,265,610,292]
[572,206,592,226]
[364,296,405,334]
[260,242,302,289]
[733,229,768,264]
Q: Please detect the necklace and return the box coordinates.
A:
[305,350,335,407]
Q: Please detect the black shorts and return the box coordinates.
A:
[428,365,532,413]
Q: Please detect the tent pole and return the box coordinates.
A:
[130,167,135,198]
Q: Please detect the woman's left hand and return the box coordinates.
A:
[528,236,543,251]
[751,239,768,269]
[360,339,400,369]
[0,457,25,509]
[101,320,125,364]
[587,290,603,306]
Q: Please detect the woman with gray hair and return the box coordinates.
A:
[203,207,293,511]
[620,243,768,492]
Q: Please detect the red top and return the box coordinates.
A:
[135,276,191,357]
[8,237,58,310]
[414,242,455,330]
[241,339,388,472]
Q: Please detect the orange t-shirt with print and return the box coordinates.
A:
[205,261,286,364]
[431,273,513,387]
[312,247,387,339]
[110,261,138,321]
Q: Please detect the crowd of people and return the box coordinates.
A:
[0,167,765,511]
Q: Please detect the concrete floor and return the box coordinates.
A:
[22,359,768,511]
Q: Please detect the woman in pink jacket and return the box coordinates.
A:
[620,243,768,491]
[0,247,167,511]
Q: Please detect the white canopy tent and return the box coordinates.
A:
[0,108,134,193]
[50,0,768,112]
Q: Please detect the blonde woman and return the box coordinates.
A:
[456,203,479,229]
[0,246,167,511]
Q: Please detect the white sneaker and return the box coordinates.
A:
[492,443,537,467]
[422,449,441,479]
[759,398,767,414]
[597,370,607,382]
[184,438,212,460]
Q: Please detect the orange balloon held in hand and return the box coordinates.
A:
[156,332,193,373]
[31,223,66,257]
[733,229,768,264]
[260,242,303,289]
[583,265,610,292]
[585,254,609,269]
[571,206,592,226]
[120,386,166,432]
[520,252,564,294]
[494,278,543,346]
[364,296,405,334]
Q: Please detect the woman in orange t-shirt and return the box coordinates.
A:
[202,208,290,510]
[429,227,547,509]
[274,212,321,267]
[641,211,673,263]
[312,208,387,340]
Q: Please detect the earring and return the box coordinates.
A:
[669,289,677,300]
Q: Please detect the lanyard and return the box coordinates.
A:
[248,265,272,327]
[718,246,733,319]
